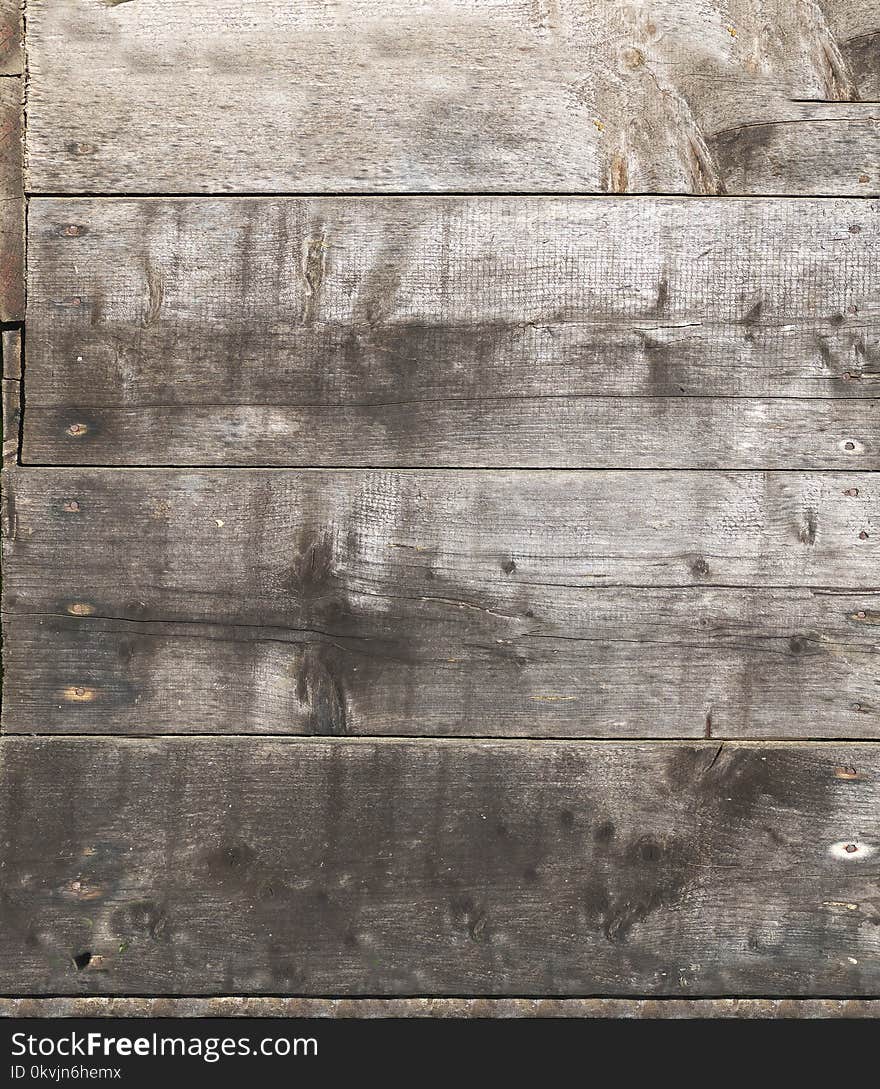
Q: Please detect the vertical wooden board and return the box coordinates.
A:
[0,75,21,321]
[0,0,21,76]
[2,326,20,466]
[1,738,878,995]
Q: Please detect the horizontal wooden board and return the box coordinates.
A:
[5,997,880,1019]
[3,469,876,738]
[1,738,878,995]
[25,1,880,194]
[23,197,880,468]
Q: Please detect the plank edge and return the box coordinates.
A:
[2,998,879,1019]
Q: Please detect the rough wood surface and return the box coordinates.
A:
[24,196,880,468]
[2,327,20,467]
[0,0,21,77]
[3,997,880,1019]
[3,469,876,738]
[0,74,22,322]
[24,1,880,195]
[0,738,877,995]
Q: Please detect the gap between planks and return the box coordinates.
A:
[1,736,879,746]
[4,995,880,1006]
[22,191,880,201]
[12,465,880,474]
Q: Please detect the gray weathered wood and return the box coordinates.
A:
[0,75,22,321]
[1,737,877,995]
[3,468,876,737]
[824,0,880,100]
[25,1,880,195]
[0,0,21,77]
[4,997,880,1019]
[24,197,880,468]
[2,327,20,467]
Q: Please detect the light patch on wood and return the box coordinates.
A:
[827,840,877,860]
[66,603,95,617]
[62,685,97,703]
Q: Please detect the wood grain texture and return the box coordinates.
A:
[23,196,880,468]
[0,75,22,321]
[0,737,877,995]
[3,997,880,1019]
[0,0,21,76]
[3,469,876,738]
[2,327,21,467]
[24,1,880,195]
[824,0,880,100]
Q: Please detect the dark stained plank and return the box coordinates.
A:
[1,737,877,995]
[3,468,876,738]
[709,108,880,196]
[24,2,880,194]
[824,0,880,99]
[24,197,880,468]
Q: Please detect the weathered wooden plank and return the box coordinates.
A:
[823,0,880,99]
[0,75,22,322]
[0,737,877,995]
[24,197,880,468]
[25,1,880,195]
[3,469,876,737]
[2,327,20,467]
[25,398,880,469]
[0,0,21,77]
[709,109,880,196]
[3,997,880,1019]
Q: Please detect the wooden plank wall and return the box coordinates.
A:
[2,0,879,1008]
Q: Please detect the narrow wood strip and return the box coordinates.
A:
[2,327,20,466]
[0,75,22,321]
[2,998,879,1019]
[1,738,878,996]
[0,0,21,77]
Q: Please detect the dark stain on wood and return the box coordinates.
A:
[0,739,876,995]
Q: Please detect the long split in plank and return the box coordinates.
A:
[2,468,876,738]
